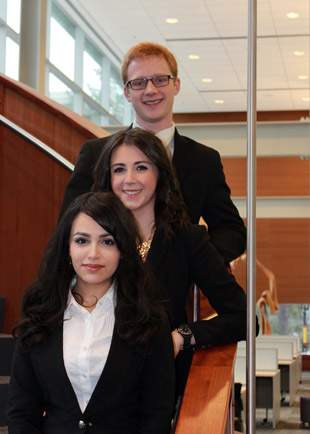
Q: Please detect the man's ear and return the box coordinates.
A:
[124,86,132,102]
[174,77,181,96]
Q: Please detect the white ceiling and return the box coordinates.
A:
[73,0,309,114]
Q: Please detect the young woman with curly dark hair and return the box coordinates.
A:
[7,192,175,434]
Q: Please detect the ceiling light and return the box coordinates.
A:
[165,18,178,24]
[294,51,304,56]
[202,78,213,83]
[215,99,224,104]
[286,12,299,19]
[302,97,310,102]
[188,54,200,60]
[298,75,308,80]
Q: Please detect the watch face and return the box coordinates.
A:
[178,324,192,336]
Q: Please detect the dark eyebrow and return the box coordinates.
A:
[72,232,112,238]
[72,232,90,237]
[111,162,125,168]
[134,160,151,165]
[111,160,151,168]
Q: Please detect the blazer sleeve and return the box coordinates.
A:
[58,139,99,220]
[183,225,250,347]
[6,339,45,434]
[200,148,246,263]
[137,321,175,434]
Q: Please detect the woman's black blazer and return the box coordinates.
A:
[147,224,250,346]
[6,324,175,434]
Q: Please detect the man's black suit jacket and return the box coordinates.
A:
[6,325,175,434]
[59,128,246,263]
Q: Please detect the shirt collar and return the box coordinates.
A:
[132,121,175,154]
[65,282,116,318]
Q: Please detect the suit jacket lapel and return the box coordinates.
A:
[84,326,134,415]
[146,228,169,271]
[172,128,191,185]
[38,326,82,417]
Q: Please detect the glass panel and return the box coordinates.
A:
[48,73,73,110]
[82,101,101,126]
[5,37,19,80]
[7,0,21,33]
[262,303,310,353]
[109,67,124,123]
[50,6,75,81]
[83,40,102,103]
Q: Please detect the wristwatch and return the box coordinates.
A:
[177,324,193,350]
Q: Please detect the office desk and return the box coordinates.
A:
[256,369,281,429]
[279,357,298,406]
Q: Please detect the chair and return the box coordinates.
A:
[300,395,310,428]
[0,337,16,376]
[0,297,6,332]
[0,335,15,429]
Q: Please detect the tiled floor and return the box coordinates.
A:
[255,371,310,433]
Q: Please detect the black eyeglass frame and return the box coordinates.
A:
[125,75,177,90]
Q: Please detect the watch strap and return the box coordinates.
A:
[177,324,193,350]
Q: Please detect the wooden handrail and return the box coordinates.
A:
[176,343,237,434]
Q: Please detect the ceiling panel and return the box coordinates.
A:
[73,0,309,113]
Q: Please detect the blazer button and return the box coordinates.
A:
[78,420,86,430]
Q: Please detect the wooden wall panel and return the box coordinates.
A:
[222,157,310,197]
[302,355,310,371]
[173,110,309,123]
[231,218,310,304]
[0,128,71,332]
[0,74,107,333]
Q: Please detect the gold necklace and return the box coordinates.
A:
[138,230,154,262]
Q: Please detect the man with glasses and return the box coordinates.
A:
[59,42,246,265]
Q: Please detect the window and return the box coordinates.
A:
[109,66,125,123]
[0,0,21,79]
[83,40,102,104]
[83,100,102,125]
[6,0,21,33]
[5,37,19,80]
[50,4,75,81]
[48,73,74,110]
[46,1,126,126]
[261,303,310,353]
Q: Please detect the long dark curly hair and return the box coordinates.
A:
[92,128,190,239]
[14,192,168,351]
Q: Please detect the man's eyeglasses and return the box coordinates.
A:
[125,75,177,90]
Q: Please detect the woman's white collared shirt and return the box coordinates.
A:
[63,283,116,412]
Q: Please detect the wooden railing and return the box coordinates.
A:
[176,343,237,434]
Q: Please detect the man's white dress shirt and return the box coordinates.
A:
[133,121,175,157]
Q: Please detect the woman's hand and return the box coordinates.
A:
[172,329,196,357]
[171,329,184,358]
